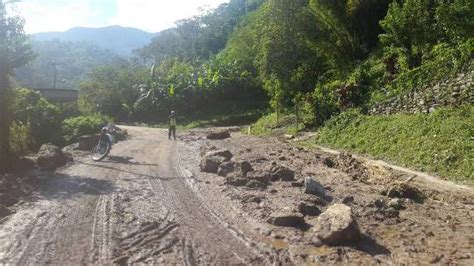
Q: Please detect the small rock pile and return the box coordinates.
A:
[198,146,365,247]
[200,147,299,190]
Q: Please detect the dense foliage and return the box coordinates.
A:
[11,88,62,148]
[62,115,110,143]
[1,1,34,169]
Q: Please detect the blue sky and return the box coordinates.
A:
[9,0,229,33]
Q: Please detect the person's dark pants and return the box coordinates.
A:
[169,126,176,140]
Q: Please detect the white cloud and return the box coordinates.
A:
[12,0,101,33]
[109,0,228,32]
[10,0,229,33]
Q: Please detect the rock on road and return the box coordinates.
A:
[0,126,260,264]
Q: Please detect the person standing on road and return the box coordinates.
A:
[168,110,177,140]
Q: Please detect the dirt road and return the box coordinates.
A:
[0,126,261,264]
[1,126,473,264]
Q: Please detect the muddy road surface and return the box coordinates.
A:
[1,126,473,264]
[0,127,262,264]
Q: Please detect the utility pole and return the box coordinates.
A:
[52,61,57,89]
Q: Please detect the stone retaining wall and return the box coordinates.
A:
[369,71,473,115]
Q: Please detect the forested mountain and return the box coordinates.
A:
[14,39,128,90]
[79,0,473,124]
[32,26,156,56]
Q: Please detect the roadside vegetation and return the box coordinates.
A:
[310,106,473,182]
[1,0,472,181]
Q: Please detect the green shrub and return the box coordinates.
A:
[62,115,111,143]
[9,122,32,156]
[314,105,474,182]
[387,39,474,96]
[11,88,63,148]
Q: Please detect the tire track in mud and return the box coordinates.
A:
[144,138,260,264]
[1,127,262,264]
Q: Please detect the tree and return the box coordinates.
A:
[0,0,33,170]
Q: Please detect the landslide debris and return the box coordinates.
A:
[183,129,474,264]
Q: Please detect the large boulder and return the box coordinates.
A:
[313,204,360,245]
[225,176,249,187]
[267,211,305,227]
[200,156,226,173]
[304,177,326,198]
[204,149,233,161]
[206,131,231,140]
[36,144,68,170]
[238,160,254,176]
[77,135,99,151]
[270,165,295,181]
[200,149,234,173]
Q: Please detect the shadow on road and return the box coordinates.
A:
[354,235,391,257]
[100,156,158,166]
[38,173,117,200]
[78,161,178,181]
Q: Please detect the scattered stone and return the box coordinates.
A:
[342,196,354,205]
[36,144,68,170]
[313,204,360,245]
[323,157,335,168]
[369,198,400,220]
[284,134,295,140]
[304,177,326,198]
[242,195,263,204]
[217,161,235,177]
[225,176,249,187]
[204,149,233,161]
[270,189,278,194]
[267,211,305,227]
[200,156,226,173]
[298,201,321,216]
[291,181,304,187]
[247,171,271,184]
[311,237,323,247]
[385,183,424,201]
[239,161,254,176]
[278,156,287,161]
[246,180,267,189]
[388,198,405,210]
[271,165,295,181]
[206,131,231,140]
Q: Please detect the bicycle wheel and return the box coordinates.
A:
[91,141,111,161]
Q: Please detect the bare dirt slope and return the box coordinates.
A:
[0,126,263,264]
[0,126,473,265]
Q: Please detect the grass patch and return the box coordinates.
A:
[309,106,473,182]
[249,113,305,136]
